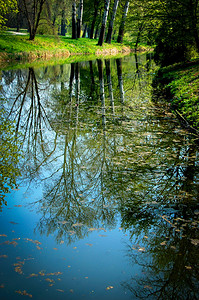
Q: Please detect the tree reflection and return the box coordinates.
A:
[1,56,199,255]
[0,101,21,208]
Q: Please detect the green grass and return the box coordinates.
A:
[0,31,130,58]
[154,60,199,131]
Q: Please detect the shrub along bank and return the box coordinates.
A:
[153,60,199,134]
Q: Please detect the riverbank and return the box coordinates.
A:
[0,31,134,63]
[153,59,199,134]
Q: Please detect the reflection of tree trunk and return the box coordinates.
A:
[117,0,129,43]
[105,59,115,115]
[89,61,97,102]
[97,59,106,128]
[75,63,80,125]
[106,0,119,43]
[116,58,124,104]
[97,0,110,46]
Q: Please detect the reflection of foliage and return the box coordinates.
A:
[122,211,199,299]
[0,99,21,207]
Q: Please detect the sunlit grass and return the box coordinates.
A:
[0,32,129,55]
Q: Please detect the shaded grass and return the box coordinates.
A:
[153,60,199,131]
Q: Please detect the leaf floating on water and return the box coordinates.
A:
[160,241,167,246]
[10,221,19,225]
[106,286,114,290]
[36,246,42,250]
[0,255,8,258]
[99,234,107,237]
[45,278,54,283]
[14,205,22,207]
[144,236,148,239]
[69,289,74,293]
[53,248,58,251]
[138,247,145,252]
[0,284,5,288]
[73,247,77,249]
[0,234,7,237]
[190,239,199,246]
[88,228,97,231]
[56,289,64,293]
[72,223,83,227]
[15,290,32,298]
[85,243,93,247]
[58,221,68,225]
[28,273,38,278]
[60,241,64,244]
[144,285,152,289]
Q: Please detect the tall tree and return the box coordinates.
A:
[72,0,77,38]
[97,0,110,46]
[89,0,100,39]
[117,0,129,43]
[21,0,46,40]
[106,0,119,43]
[77,0,83,38]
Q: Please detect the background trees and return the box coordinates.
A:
[0,0,18,29]
[2,0,199,65]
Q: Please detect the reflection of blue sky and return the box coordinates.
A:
[1,188,141,300]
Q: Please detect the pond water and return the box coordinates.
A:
[0,54,199,300]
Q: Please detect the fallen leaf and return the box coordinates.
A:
[85,243,93,247]
[160,241,167,246]
[56,289,64,293]
[45,278,54,283]
[185,266,192,270]
[0,255,8,258]
[138,247,145,252]
[0,284,5,288]
[106,286,114,290]
[144,285,152,289]
[15,290,32,298]
[0,234,7,237]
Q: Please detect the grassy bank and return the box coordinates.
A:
[0,31,131,63]
[153,60,199,133]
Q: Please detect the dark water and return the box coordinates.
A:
[0,54,199,300]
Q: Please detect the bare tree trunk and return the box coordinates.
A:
[106,0,119,44]
[77,0,83,38]
[117,0,129,43]
[97,0,110,46]
[82,24,87,37]
[90,0,99,39]
[72,1,77,39]
[61,9,67,36]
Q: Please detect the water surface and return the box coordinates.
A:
[0,54,199,299]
